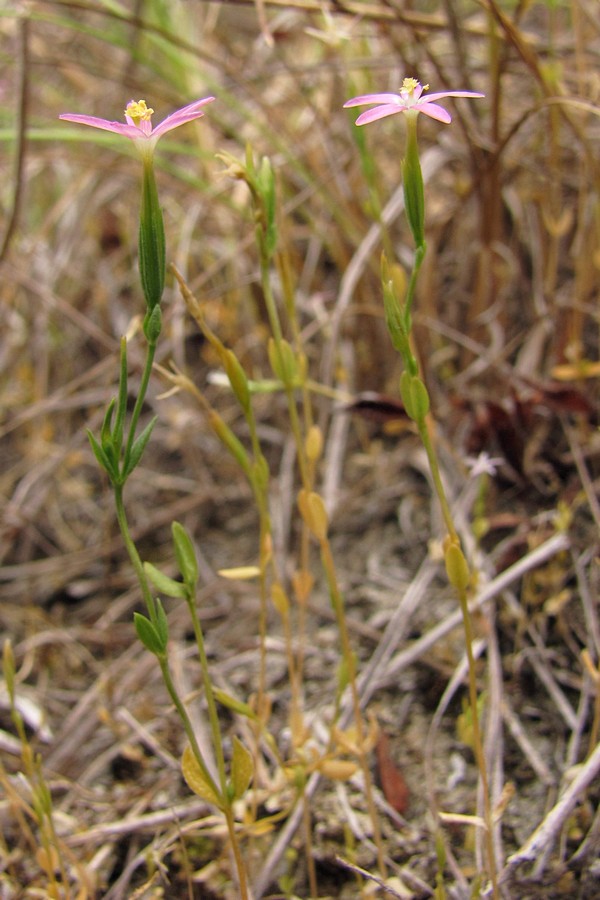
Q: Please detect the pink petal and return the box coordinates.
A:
[344,93,402,108]
[415,102,453,124]
[152,96,215,138]
[354,105,404,126]
[59,113,142,139]
[424,90,485,102]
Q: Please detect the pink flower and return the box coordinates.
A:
[59,97,215,157]
[344,77,484,126]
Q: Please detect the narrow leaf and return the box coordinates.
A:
[87,430,116,479]
[100,398,116,446]
[212,688,259,722]
[144,561,188,599]
[123,416,157,478]
[172,522,199,588]
[133,612,164,655]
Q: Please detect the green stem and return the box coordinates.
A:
[114,484,155,619]
[224,804,250,900]
[404,242,426,330]
[415,417,458,542]
[123,339,157,474]
[260,256,284,345]
[114,486,220,801]
[185,595,228,796]
[157,655,221,801]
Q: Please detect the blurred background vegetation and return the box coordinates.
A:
[1,1,599,897]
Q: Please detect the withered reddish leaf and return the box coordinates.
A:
[376,732,409,814]
[518,375,594,418]
[343,392,407,423]
[536,383,594,417]
[467,400,525,474]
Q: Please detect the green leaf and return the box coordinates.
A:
[181,744,222,808]
[144,561,188,599]
[133,612,165,655]
[87,430,117,480]
[100,398,116,447]
[231,736,254,800]
[172,522,199,588]
[123,416,157,478]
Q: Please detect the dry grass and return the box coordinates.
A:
[1,1,600,897]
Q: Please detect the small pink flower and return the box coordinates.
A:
[59,97,215,157]
[344,77,484,126]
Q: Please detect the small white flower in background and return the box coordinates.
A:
[466,452,504,478]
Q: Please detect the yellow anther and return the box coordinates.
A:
[125,99,154,124]
[402,77,420,94]
[401,77,429,96]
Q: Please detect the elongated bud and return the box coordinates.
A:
[305,425,323,463]
[139,158,166,310]
[444,540,470,592]
[143,304,162,343]
[223,349,250,414]
[268,337,297,387]
[297,489,328,541]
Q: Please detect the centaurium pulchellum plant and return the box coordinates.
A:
[60,98,255,899]
[344,77,500,899]
[59,96,214,640]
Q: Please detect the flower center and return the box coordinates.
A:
[125,99,154,128]
[402,77,420,96]
[400,77,429,105]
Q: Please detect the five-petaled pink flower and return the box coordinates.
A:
[344,77,484,126]
[59,97,215,158]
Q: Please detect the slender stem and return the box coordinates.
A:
[394,229,499,897]
[114,486,220,800]
[320,538,386,878]
[403,242,426,328]
[455,583,499,897]
[415,418,458,541]
[185,596,227,795]
[123,339,157,472]
[414,413,498,896]
[224,805,249,900]
[113,484,155,618]
[260,256,284,345]
[156,656,221,801]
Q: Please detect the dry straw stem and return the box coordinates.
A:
[505,739,600,876]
